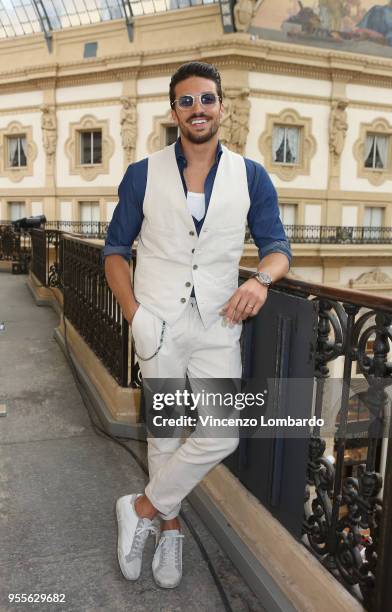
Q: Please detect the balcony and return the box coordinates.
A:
[2,224,392,611]
[245,225,392,245]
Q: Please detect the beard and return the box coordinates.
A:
[179,115,220,144]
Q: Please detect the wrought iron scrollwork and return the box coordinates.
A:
[48,261,61,288]
[304,437,334,556]
[303,300,392,608]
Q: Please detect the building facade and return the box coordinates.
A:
[1,2,392,290]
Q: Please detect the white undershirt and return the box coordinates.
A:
[187,191,206,222]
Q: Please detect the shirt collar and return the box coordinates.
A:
[175,137,223,167]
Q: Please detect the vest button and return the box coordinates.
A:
[193,265,198,270]
[180,297,186,303]
[189,230,195,236]
[191,248,195,253]
[185,282,191,287]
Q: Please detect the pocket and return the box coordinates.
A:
[131,304,144,337]
[131,304,165,361]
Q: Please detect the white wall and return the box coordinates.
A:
[106,201,117,221]
[249,72,331,98]
[0,90,42,109]
[304,204,321,225]
[137,76,171,96]
[59,201,72,221]
[341,205,358,226]
[347,83,392,105]
[56,82,122,103]
[31,201,43,215]
[291,266,323,283]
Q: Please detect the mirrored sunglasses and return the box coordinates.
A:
[173,92,221,110]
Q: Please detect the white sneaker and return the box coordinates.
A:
[116,494,157,580]
[152,529,184,588]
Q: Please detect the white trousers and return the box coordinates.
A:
[131,298,242,520]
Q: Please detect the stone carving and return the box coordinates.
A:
[233,0,261,32]
[120,96,137,163]
[40,105,57,160]
[329,99,348,159]
[348,268,392,287]
[220,88,250,155]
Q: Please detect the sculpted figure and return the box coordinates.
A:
[329,99,348,158]
[234,0,260,32]
[230,89,250,154]
[219,97,233,148]
[41,105,57,158]
[120,96,137,163]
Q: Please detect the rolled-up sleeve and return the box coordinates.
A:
[245,159,292,267]
[101,158,147,264]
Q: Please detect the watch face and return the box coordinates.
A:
[259,272,272,285]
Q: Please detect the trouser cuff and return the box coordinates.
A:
[144,486,181,521]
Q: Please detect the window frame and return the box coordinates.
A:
[364,133,389,171]
[147,110,179,152]
[6,134,27,168]
[65,115,114,182]
[259,108,316,181]
[272,125,301,166]
[79,129,102,166]
[0,121,37,182]
[353,118,392,186]
[8,201,26,222]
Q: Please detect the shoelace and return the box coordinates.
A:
[131,521,158,556]
[156,533,184,566]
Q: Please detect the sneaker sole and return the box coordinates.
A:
[115,498,141,581]
[153,576,182,589]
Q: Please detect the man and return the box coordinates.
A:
[103,61,291,589]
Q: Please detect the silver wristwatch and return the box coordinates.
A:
[252,271,272,288]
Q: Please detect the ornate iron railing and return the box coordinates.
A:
[0,224,31,273]
[44,220,109,238]
[30,228,62,288]
[245,225,392,245]
[62,236,130,387]
[255,274,392,610]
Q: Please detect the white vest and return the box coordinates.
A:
[133,143,250,328]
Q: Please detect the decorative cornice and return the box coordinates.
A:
[1,30,392,94]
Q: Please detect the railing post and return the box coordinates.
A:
[374,439,392,611]
[327,303,359,555]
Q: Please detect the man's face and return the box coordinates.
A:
[171,76,224,145]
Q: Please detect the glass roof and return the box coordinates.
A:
[0,0,216,39]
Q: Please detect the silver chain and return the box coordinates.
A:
[132,320,166,361]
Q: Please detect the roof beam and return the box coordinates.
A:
[120,0,134,42]
[31,0,53,52]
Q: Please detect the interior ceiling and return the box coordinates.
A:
[0,0,217,39]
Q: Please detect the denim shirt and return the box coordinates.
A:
[102,139,292,266]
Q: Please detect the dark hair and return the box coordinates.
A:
[169,61,222,108]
